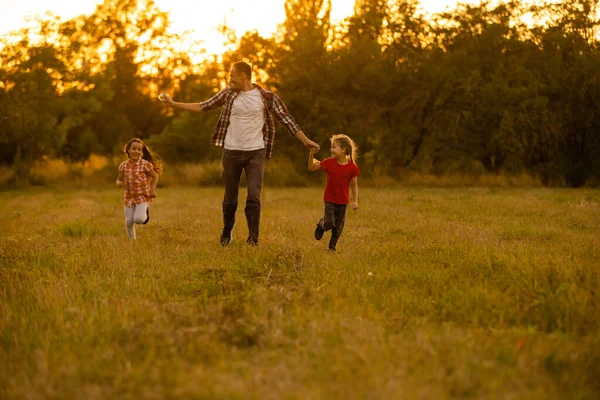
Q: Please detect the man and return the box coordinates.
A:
[159,61,320,246]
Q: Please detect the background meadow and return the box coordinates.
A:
[1,185,598,399]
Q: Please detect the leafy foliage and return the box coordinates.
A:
[1,0,599,186]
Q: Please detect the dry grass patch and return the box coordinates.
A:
[0,186,599,399]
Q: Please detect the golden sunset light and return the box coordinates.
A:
[0,0,479,57]
[2,0,599,396]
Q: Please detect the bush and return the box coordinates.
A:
[29,158,69,186]
[0,167,15,188]
[263,156,309,187]
[160,162,223,186]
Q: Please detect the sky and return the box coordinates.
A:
[0,0,474,55]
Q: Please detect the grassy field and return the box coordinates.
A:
[0,185,599,399]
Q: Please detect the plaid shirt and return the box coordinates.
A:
[200,83,301,159]
[119,159,154,207]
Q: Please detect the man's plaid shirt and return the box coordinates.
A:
[200,83,301,159]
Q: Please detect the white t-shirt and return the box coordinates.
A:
[224,88,266,151]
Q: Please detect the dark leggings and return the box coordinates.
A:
[322,202,347,250]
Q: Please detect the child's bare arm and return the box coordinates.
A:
[116,171,124,187]
[350,176,359,210]
[148,169,159,197]
[308,148,321,171]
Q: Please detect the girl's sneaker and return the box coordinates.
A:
[314,218,325,240]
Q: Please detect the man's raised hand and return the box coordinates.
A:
[158,92,172,105]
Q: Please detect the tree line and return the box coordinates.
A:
[1,0,599,186]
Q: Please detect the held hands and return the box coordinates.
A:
[305,139,320,151]
[116,179,123,188]
[310,147,318,155]
[149,190,157,198]
[296,131,320,151]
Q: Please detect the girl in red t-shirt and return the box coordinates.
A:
[116,138,163,239]
[308,134,360,251]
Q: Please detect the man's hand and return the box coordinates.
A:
[305,138,320,151]
[116,179,123,188]
[295,131,320,151]
[352,201,358,210]
[158,92,173,106]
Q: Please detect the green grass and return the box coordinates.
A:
[0,186,599,399]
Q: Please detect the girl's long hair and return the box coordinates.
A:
[330,134,358,163]
[124,138,164,175]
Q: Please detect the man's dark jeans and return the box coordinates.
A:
[222,148,265,243]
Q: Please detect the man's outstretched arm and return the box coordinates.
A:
[159,92,203,112]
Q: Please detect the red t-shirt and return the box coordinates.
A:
[320,158,360,204]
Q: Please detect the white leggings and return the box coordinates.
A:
[124,203,148,239]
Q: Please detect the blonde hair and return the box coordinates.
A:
[330,134,358,162]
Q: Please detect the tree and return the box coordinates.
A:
[57,0,196,156]
[0,20,68,183]
[268,0,334,165]
[531,0,600,186]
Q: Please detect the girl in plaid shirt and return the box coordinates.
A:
[116,138,163,239]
